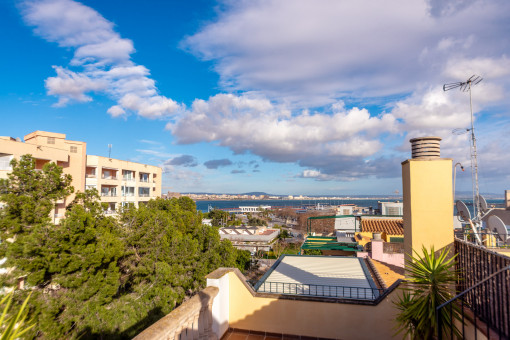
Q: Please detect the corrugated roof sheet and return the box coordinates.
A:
[361,219,403,235]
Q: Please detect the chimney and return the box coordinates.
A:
[410,136,441,159]
[402,136,453,269]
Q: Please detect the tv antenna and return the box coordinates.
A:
[444,75,483,218]
[456,200,482,245]
[108,144,112,158]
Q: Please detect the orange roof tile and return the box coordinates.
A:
[361,219,403,235]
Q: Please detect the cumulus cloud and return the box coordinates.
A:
[169,93,398,177]
[22,0,180,118]
[203,158,233,169]
[165,155,198,167]
[183,0,510,107]
[23,0,510,186]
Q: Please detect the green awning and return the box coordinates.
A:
[301,236,362,251]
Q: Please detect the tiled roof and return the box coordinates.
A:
[361,219,403,235]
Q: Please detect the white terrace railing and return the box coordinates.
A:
[133,286,218,340]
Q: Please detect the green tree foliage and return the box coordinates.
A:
[0,157,240,339]
[235,249,251,272]
[394,246,460,339]
[247,217,267,226]
[0,155,73,232]
[206,209,230,227]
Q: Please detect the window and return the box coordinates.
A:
[139,173,149,182]
[70,146,77,153]
[123,170,135,181]
[47,137,55,144]
[122,186,135,196]
[387,207,401,215]
[139,187,150,197]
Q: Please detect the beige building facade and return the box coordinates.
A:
[86,155,161,213]
[0,131,162,219]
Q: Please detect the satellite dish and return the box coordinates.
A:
[456,201,471,222]
[487,215,509,243]
[477,194,488,213]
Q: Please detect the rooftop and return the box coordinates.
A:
[360,219,403,235]
[254,255,379,300]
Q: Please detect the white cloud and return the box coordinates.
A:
[169,93,398,177]
[22,0,180,118]
[183,0,510,107]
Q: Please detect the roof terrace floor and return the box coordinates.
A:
[221,328,339,340]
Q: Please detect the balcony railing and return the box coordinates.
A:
[139,193,150,197]
[122,177,135,182]
[133,286,218,340]
[101,192,117,197]
[254,281,383,300]
[435,238,510,339]
[101,175,117,180]
[139,178,149,183]
[437,265,510,339]
[85,174,96,178]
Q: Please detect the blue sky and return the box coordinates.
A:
[1,0,510,195]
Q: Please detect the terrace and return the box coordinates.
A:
[133,137,510,340]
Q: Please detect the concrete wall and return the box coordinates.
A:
[402,158,454,262]
[218,270,400,340]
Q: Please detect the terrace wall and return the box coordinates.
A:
[207,268,402,340]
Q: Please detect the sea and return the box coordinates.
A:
[195,198,505,215]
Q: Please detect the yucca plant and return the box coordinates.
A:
[0,291,34,340]
[394,246,462,339]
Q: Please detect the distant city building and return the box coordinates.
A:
[219,226,279,253]
[0,131,161,221]
[377,201,403,216]
[239,206,271,213]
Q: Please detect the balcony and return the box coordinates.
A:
[135,263,401,340]
[101,192,117,197]
[139,178,149,183]
[122,177,135,182]
[86,174,96,178]
[139,194,150,197]
[101,175,117,180]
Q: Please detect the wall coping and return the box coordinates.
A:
[207,267,402,306]
[133,286,218,340]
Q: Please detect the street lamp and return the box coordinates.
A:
[453,162,464,203]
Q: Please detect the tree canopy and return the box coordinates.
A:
[0,155,241,339]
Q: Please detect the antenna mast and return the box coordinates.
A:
[444,75,483,218]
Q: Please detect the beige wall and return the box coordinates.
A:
[0,131,162,218]
[402,158,454,264]
[226,271,400,339]
[86,155,162,210]
[0,131,87,220]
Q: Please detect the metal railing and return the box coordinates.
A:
[458,230,510,248]
[101,175,117,180]
[101,192,117,197]
[437,265,510,339]
[435,238,510,339]
[255,281,383,300]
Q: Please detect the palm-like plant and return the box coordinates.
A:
[394,246,461,339]
[0,291,34,340]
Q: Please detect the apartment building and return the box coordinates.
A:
[0,131,161,219]
[0,131,87,220]
[86,155,161,213]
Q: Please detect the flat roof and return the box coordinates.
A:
[255,255,379,300]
